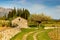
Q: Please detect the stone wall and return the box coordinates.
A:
[12,17,28,28]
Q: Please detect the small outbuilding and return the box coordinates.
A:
[12,17,28,28]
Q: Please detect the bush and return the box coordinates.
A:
[28,24,37,27]
[39,24,45,29]
[8,21,18,28]
[0,21,10,27]
[7,21,12,27]
[11,23,18,28]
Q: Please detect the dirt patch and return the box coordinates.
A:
[0,27,10,31]
[0,33,2,39]
[48,29,60,40]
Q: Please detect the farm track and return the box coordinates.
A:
[33,31,44,40]
[22,29,45,40]
[0,27,58,40]
[22,31,35,40]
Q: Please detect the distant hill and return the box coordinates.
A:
[0,7,12,17]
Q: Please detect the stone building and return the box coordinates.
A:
[12,17,28,28]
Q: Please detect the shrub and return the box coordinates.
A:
[11,23,18,28]
[7,21,12,27]
[28,24,37,27]
[8,21,18,28]
[39,24,45,29]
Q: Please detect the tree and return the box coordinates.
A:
[21,9,30,20]
[3,14,7,20]
[7,8,30,20]
[12,7,16,16]
[8,11,12,18]
[7,7,16,20]
[17,9,23,16]
[30,13,52,22]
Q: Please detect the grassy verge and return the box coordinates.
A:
[10,28,37,40]
[26,29,52,40]
[26,32,34,40]
[26,30,39,40]
[37,29,52,40]
[10,28,52,40]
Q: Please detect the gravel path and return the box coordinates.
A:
[0,27,21,40]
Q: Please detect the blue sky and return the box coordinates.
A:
[0,0,60,19]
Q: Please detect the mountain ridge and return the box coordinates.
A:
[0,7,12,17]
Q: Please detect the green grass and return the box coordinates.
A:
[26,32,34,40]
[10,28,52,40]
[27,29,52,40]
[10,28,37,40]
[37,29,52,40]
[26,28,44,40]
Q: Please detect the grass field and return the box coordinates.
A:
[10,28,52,40]
[37,29,52,40]
[10,28,37,40]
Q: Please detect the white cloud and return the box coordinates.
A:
[27,4,60,19]
[8,0,26,6]
[48,5,60,14]
[55,6,60,13]
[20,0,26,4]
[31,4,46,10]
[26,4,46,13]
[44,5,60,19]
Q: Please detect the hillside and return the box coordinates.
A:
[0,7,12,17]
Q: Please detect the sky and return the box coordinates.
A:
[0,0,60,19]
